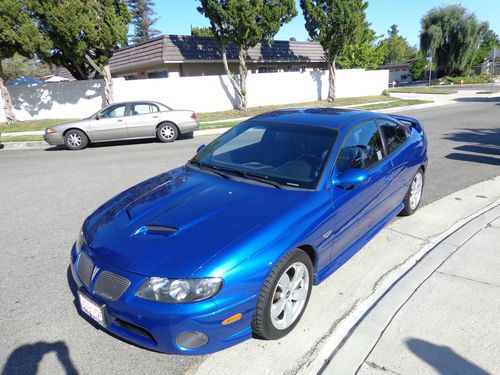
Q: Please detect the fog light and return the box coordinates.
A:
[176,331,208,349]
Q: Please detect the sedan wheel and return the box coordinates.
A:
[252,249,313,340]
[401,168,424,216]
[64,129,88,150]
[156,123,178,143]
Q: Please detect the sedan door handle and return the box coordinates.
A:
[152,115,159,118]
[117,119,123,122]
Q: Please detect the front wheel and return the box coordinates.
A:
[156,123,178,143]
[252,249,313,340]
[401,168,424,216]
[64,129,88,150]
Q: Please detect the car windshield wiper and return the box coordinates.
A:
[188,160,230,180]
[214,166,283,189]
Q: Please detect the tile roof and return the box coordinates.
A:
[109,35,325,71]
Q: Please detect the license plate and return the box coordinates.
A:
[78,291,106,326]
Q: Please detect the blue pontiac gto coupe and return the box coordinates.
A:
[70,108,427,354]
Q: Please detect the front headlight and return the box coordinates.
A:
[76,228,86,254]
[45,128,57,134]
[136,277,223,303]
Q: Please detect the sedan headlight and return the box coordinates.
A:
[76,228,86,254]
[136,277,223,303]
[45,128,57,134]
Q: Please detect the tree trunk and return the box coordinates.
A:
[85,55,113,105]
[221,46,244,110]
[327,58,336,101]
[0,59,16,125]
[102,63,113,105]
[238,49,248,111]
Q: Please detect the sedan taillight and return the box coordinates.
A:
[191,113,197,119]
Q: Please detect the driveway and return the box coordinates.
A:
[0,96,499,374]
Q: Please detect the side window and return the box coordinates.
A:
[379,120,409,154]
[130,104,151,116]
[336,121,384,173]
[100,105,126,118]
[150,104,159,113]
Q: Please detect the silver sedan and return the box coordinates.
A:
[43,101,200,150]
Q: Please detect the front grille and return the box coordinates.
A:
[77,252,94,288]
[94,271,131,301]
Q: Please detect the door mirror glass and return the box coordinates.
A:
[196,144,206,153]
[332,168,370,188]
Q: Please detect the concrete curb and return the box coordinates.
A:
[320,201,500,375]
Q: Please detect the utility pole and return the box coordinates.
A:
[491,48,496,94]
[427,55,432,87]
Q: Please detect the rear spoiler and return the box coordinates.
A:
[389,114,423,130]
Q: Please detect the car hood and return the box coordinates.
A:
[51,119,88,131]
[84,166,307,278]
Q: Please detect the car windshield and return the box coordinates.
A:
[190,121,338,189]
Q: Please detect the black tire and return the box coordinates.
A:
[400,168,425,216]
[252,249,313,340]
[64,129,88,150]
[181,131,194,139]
[156,122,178,143]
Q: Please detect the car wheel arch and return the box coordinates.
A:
[63,127,90,140]
[156,121,179,132]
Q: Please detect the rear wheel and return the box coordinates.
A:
[64,129,88,150]
[401,168,424,216]
[252,249,313,340]
[156,123,178,143]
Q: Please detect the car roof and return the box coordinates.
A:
[249,108,393,130]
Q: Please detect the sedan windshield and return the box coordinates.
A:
[190,121,338,189]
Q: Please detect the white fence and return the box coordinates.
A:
[0,69,388,122]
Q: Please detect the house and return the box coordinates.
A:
[108,34,327,79]
[377,59,416,83]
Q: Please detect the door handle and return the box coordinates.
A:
[152,115,159,118]
[117,119,123,122]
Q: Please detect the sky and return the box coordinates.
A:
[152,0,500,47]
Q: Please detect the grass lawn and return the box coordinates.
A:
[196,95,395,122]
[0,95,433,138]
[0,118,76,133]
[476,91,499,94]
[389,87,457,95]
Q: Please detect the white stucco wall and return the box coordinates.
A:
[0,69,388,121]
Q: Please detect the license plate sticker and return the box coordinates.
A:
[78,291,106,326]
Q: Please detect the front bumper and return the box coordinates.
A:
[70,245,255,355]
[44,132,64,145]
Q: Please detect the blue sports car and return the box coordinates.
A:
[70,108,427,354]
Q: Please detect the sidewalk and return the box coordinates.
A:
[321,203,500,374]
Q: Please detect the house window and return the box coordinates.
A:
[257,66,278,74]
[147,70,169,79]
[123,74,137,80]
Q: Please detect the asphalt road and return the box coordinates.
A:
[0,96,498,375]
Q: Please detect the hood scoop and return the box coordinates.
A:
[132,225,178,237]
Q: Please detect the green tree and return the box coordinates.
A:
[2,54,51,81]
[337,23,387,69]
[473,26,499,64]
[128,0,160,43]
[198,0,297,110]
[409,55,427,80]
[28,0,130,104]
[420,5,482,77]
[382,24,416,64]
[0,0,48,124]
[301,0,368,101]
[191,26,214,37]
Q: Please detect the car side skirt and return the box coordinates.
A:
[315,202,404,284]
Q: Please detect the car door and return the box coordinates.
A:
[329,120,394,263]
[89,104,128,141]
[126,103,160,138]
[377,118,412,210]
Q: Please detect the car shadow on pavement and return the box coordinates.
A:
[45,134,194,151]
[1,341,78,375]
[405,338,489,375]
[444,128,500,166]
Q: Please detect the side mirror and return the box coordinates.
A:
[95,113,100,120]
[332,168,370,188]
[196,144,206,153]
